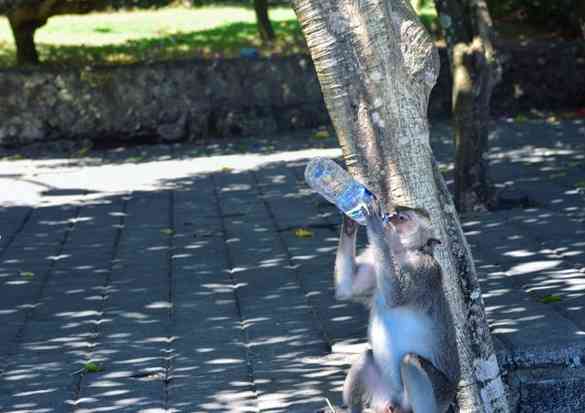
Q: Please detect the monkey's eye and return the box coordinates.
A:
[398,214,408,221]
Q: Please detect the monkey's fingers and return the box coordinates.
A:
[371,199,387,221]
[342,214,358,236]
[360,201,371,217]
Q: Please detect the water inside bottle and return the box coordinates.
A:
[338,182,373,224]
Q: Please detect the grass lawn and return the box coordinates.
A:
[0,4,438,68]
[0,6,305,67]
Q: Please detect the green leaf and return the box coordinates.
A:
[84,362,104,373]
[540,295,561,304]
[126,155,145,163]
[76,146,92,157]
[575,180,585,189]
[20,271,35,278]
[160,228,175,236]
[514,114,527,123]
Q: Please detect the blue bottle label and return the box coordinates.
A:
[337,182,373,225]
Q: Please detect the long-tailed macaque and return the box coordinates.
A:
[334,201,459,413]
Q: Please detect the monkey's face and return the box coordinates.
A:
[387,208,434,250]
[387,210,419,237]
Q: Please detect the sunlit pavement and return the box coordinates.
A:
[0,119,584,412]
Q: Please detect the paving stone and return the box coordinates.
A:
[0,206,31,251]
[2,121,585,412]
[168,380,257,413]
[482,277,585,364]
[0,381,76,413]
[0,348,79,413]
[559,294,585,331]
[252,358,347,413]
[74,374,165,413]
[510,367,585,413]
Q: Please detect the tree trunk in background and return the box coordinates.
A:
[577,1,585,40]
[291,0,509,411]
[254,0,275,42]
[8,14,43,65]
[434,0,500,213]
[5,0,109,66]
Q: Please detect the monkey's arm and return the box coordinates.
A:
[364,202,404,306]
[334,215,376,301]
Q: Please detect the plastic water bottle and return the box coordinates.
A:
[304,157,374,225]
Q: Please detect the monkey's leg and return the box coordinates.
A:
[343,350,388,413]
[334,215,376,300]
[400,353,455,413]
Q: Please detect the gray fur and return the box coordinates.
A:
[334,203,460,413]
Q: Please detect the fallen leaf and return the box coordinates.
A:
[221,167,233,172]
[160,228,175,236]
[20,271,35,278]
[5,154,25,161]
[540,295,561,304]
[313,130,330,140]
[76,146,92,157]
[126,155,145,163]
[514,114,527,123]
[294,228,314,238]
[84,362,104,373]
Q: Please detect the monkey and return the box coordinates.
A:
[334,201,460,413]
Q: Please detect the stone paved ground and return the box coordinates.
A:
[0,119,584,412]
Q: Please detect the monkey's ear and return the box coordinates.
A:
[427,238,441,247]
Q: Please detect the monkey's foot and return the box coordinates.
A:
[382,401,400,413]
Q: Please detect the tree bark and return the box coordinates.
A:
[8,13,43,65]
[291,0,509,411]
[434,0,500,212]
[254,0,275,42]
[4,0,108,65]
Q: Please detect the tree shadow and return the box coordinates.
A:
[0,120,584,410]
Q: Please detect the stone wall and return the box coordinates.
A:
[0,56,329,147]
[0,41,583,147]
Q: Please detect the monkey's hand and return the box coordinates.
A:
[364,199,386,238]
[341,213,358,238]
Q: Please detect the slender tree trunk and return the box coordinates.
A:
[254,0,275,42]
[434,0,500,212]
[291,0,509,411]
[8,14,42,65]
[577,1,585,40]
[5,0,108,66]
